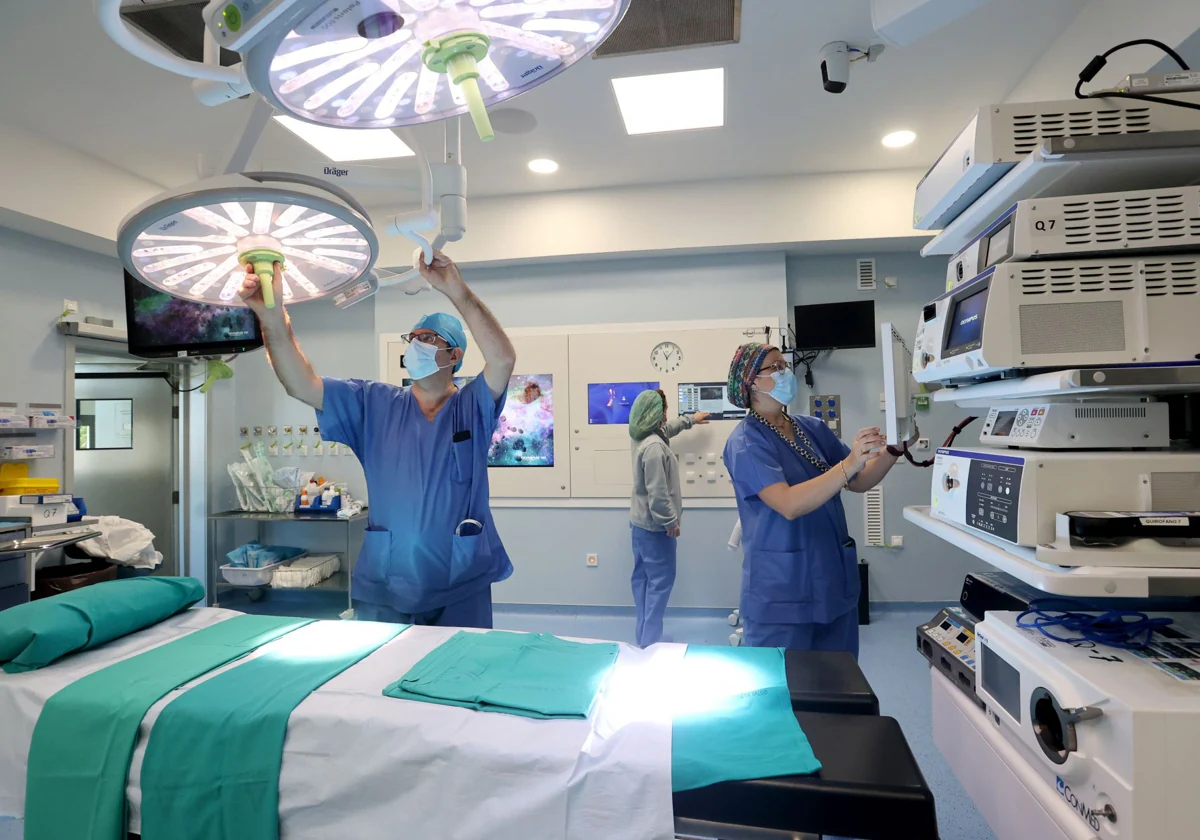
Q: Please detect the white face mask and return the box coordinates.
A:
[405,339,453,380]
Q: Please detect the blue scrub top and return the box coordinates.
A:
[724,415,860,625]
[317,376,513,614]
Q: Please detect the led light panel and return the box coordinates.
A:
[243,0,631,129]
[118,174,379,308]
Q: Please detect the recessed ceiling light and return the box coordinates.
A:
[528,159,559,174]
[274,115,414,162]
[611,68,725,135]
[882,130,916,149]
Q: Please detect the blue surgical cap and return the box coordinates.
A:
[413,312,467,372]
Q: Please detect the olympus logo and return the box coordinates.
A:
[958,314,980,327]
[520,64,545,79]
[324,166,350,178]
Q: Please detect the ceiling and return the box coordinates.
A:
[0,0,1087,214]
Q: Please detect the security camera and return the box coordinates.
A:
[820,42,850,94]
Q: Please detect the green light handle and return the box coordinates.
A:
[199,360,234,394]
[447,53,494,142]
[240,249,283,309]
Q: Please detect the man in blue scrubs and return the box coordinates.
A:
[239,251,516,627]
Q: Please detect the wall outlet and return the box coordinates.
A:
[914,394,931,410]
[884,276,898,289]
[586,553,599,567]
[916,437,931,451]
[63,299,78,316]
[889,535,904,548]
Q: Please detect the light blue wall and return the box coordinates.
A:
[786,253,992,603]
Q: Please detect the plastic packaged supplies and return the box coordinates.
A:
[227,444,299,513]
[272,554,341,589]
[226,542,306,569]
[74,516,164,570]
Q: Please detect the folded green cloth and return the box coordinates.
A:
[384,631,619,720]
[24,614,311,840]
[0,577,205,673]
[671,645,822,792]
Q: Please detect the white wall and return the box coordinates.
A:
[787,252,992,603]
[0,226,124,486]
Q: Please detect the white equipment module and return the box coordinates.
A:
[912,257,1200,385]
[930,447,1200,551]
[976,610,1200,840]
[978,402,1169,449]
[913,97,1200,230]
[946,187,1200,288]
[882,322,917,446]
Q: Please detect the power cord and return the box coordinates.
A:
[1075,38,1200,114]
[1017,598,1174,651]
[886,415,978,468]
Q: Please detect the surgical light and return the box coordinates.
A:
[197,0,632,141]
[882,129,916,148]
[118,173,379,310]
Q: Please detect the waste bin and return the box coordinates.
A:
[34,560,117,599]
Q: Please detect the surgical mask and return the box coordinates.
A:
[404,339,452,380]
[764,369,797,406]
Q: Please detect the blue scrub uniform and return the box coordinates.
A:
[723,415,861,657]
[318,376,513,626]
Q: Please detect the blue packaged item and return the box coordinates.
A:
[225,542,305,569]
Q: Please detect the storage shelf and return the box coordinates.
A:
[903,506,1200,598]
[931,365,1200,407]
[215,569,348,593]
[209,509,367,523]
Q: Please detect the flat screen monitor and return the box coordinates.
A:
[944,284,990,358]
[881,322,915,445]
[490,374,554,467]
[678,382,746,420]
[587,382,659,425]
[793,300,877,351]
[124,270,263,359]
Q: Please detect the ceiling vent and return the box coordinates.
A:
[857,258,878,291]
[594,0,741,58]
[120,0,238,66]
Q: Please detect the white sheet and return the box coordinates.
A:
[1,611,681,840]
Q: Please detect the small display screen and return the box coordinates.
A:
[490,374,554,467]
[124,270,262,359]
[944,285,989,358]
[793,300,877,351]
[956,632,970,643]
[678,382,746,420]
[991,410,1018,437]
[983,221,1014,269]
[980,643,1022,723]
[587,382,659,425]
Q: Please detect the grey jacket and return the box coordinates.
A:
[630,416,696,532]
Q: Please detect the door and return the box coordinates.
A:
[74,373,177,575]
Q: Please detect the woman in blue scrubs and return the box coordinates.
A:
[722,343,914,657]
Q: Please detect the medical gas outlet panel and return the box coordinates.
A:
[912,257,1200,386]
[976,610,1200,840]
[808,395,842,438]
[978,402,1169,449]
[930,447,1200,550]
[944,187,1200,290]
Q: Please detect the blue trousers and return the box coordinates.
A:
[742,606,860,659]
[631,525,677,647]
[354,587,493,628]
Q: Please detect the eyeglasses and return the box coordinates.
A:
[757,360,792,374]
[401,332,445,347]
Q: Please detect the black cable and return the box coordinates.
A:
[886,415,978,468]
[1074,38,1197,113]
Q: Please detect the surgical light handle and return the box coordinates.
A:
[95,0,245,86]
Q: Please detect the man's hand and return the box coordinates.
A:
[239,262,286,323]
[692,412,712,425]
[667,523,681,538]
[416,248,467,302]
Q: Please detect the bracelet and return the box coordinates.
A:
[839,460,852,488]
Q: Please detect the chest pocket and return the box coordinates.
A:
[451,429,475,485]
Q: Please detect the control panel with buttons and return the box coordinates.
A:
[917,607,981,706]
[808,394,842,438]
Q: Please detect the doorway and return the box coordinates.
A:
[73,368,177,575]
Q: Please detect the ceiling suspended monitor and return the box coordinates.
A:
[793,301,877,351]
[124,271,264,360]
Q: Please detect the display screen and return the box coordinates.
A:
[980,643,1022,723]
[124,270,263,359]
[984,221,1014,269]
[793,300,877,351]
[490,374,554,467]
[991,410,1018,437]
[678,382,746,420]
[944,285,989,357]
[587,382,659,425]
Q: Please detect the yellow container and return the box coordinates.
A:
[0,463,59,496]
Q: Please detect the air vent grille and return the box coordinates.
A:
[864,487,884,547]
[1151,473,1200,511]
[857,258,878,291]
[1144,260,1200,296]
[1010,106,1152,155]
[1073,406,1147,419]
[1056,192,1200,249]
[1016,263,1136,295]
[594,0,740,58]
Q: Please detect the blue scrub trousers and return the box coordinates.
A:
[630,525,677,647]
[742,606,860,659]
[354,587,493,628]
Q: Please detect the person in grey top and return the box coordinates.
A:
[627,389,710,646]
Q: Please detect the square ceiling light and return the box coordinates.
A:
[274,115,414,162]
[611,68,725,135]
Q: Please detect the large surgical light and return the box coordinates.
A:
[117,173,379,309]
[193,0,631,141]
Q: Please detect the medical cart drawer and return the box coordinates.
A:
[673,712,939,840]
[785,650,879,715]
[0,554,25,589]
[0,583,29,611]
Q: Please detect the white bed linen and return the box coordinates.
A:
[1,611,681,840]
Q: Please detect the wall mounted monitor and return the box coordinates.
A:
[587,381,659,425]
[881,322,915,446]
[678,382,746,420]
[793,300,877,351]
[124,270,263,359]
[490,374,554,467]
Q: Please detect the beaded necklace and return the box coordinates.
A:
[749,410,830,474]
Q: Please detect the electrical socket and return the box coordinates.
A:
[63,299,78,316]
[889,535,904,548]
[916,437,930,451]
[586,553,599,568]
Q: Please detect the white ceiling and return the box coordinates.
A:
[0,0,1087,213]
